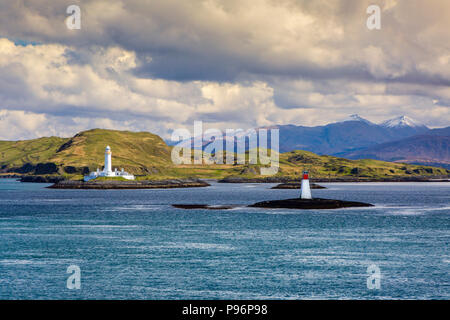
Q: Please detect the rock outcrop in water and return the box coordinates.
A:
[249,198,373,209]
[48,178,210,189]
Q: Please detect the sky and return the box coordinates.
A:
[0,0,449,140]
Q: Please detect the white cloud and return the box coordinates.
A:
[0,39,288,138]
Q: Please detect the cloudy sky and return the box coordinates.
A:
[0,0,449,140]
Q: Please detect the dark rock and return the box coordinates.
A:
[249,198,373,209]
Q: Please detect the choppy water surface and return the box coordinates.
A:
[0,179,448,299]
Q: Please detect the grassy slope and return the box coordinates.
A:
[0,129,448,179]
[0,137,68,167]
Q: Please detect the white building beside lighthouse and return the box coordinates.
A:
[84,146,135,181]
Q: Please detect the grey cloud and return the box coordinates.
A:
[0,0,448,84]
[0,0,449,140]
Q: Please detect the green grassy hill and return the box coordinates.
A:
[49,129,172,173]
[277,150,447,178]
[0,129,448,180]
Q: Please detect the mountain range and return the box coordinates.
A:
[171,115,449,168]
[279,115,449,168]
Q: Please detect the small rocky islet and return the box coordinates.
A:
[248,198,373,209]
[173,197,373,210]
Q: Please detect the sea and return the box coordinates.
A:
[0,179,448,299]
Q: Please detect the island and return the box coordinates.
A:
[1,129,448,186]
[248,198,374,209]
[48,178,210,189]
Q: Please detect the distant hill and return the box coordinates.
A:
[340,135,450,169]
[0,129,448,179]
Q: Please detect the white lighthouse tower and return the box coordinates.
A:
[104,145,112,173]
[300,170,312,199]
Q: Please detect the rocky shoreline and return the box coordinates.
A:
[48,178,210,189]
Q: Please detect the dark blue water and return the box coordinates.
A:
[0,179,448,299]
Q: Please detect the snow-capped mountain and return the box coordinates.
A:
[263,114,432,154]
[381,115,428,129]
[342,114,374,125]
